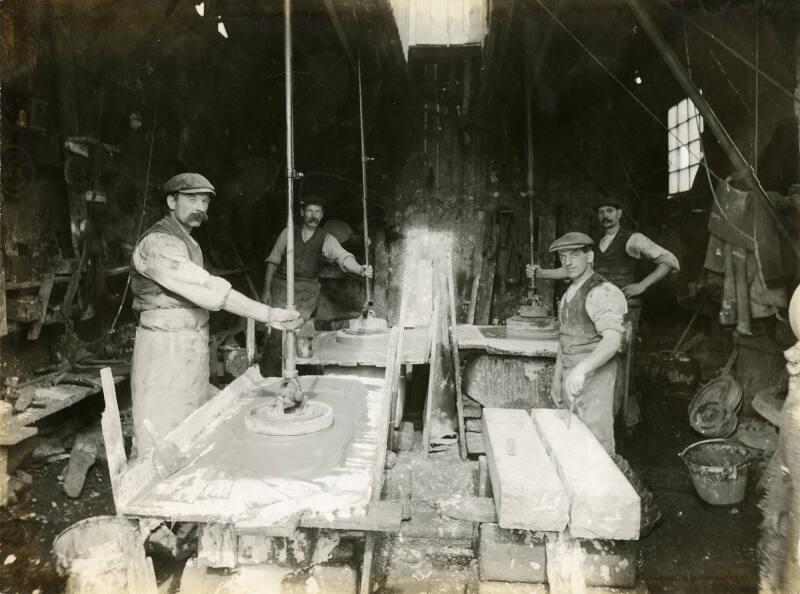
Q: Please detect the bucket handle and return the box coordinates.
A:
[679,437,742,460]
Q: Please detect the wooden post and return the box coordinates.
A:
[0,188,6,337]
[446,255,467,461]
[246,318,256,366]
[27,271,55,340]
[100,367,127,510]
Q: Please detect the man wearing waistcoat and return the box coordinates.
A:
[548,231,662,535]
[130,173,301,454]
[528,198,679,430]
[260,195,373,377]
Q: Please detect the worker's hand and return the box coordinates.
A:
[268,307,303,331]
[564,363,588,401]
[525,264,541,279]
[361,265,374,279]
[262,292,272,306]
[622,282,646,298]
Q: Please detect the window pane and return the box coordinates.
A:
[669,173,678,194]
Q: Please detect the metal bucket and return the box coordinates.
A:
[679,439,751,505]
[53,516,156,594]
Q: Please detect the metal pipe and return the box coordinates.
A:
[357,56,372,309]
[625,0,800,261]
[283,0,297,377]
[525,57,536,295]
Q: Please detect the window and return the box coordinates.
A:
[667,98,704,196]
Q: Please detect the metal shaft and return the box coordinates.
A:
[357,57,372,308]
[283,0,296,376]
[524,50,536,294]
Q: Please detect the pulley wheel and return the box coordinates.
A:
[245,400,334,436]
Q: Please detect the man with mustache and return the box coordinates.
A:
[130,173,301,454]
[261,195,373,377]
[528,197,679,432]
[546,232,661,536]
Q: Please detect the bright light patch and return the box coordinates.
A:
[194,2,204,16]
[217,21,229,39]
[635,76,643,85]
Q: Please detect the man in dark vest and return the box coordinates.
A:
[528,198,679,430]
[130,173,301,454]
[547,231,662,535]
[260,195,373,377]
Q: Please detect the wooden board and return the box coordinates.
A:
[27,271,56,340]
[482,408,569,532]
[422,258,458,454]
[295,327,430,367]
[116,370,392,531]
[456,325,558,357]
[446,254,468,460]
[531,409,640,540]
[463,354,555,409]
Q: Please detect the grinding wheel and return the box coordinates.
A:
[245,400,334,436]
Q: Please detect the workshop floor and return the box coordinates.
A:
[0,365,764,594]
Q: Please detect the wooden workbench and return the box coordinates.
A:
[455,325,560,455]
[295,326,430,367]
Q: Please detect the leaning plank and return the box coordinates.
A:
[482,408,569,532]
[100,368,127,509]
[531,409,640,540]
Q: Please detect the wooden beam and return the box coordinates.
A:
[482,408,569,532]
[446,254,468,460]
[100,367,127,510]
[531,408,640,540]
[27,271,55,340]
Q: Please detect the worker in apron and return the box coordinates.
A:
[529,198,679,432]
[547,231,662,536]
[130,173,301,455]
[260,194,373,377]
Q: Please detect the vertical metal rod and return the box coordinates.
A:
[357,56,372,309]
[525,47,536,294]
[283,0,297,376]
[753,3,759,176]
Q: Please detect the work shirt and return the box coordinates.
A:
[598,230,680,272]
[561,272,627,338]
[265,227,357,272]
[132,224,232,312]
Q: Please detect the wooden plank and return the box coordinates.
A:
[371,327,401,511]
[0,185,5,336]
[100,367,127,509]
[27,271,55,340]
[438,495,497,523]
[531,409,640,540]
[6,295,41,322]
[359,532,376,594]
[482,408,569,532]
[466,431,485,455]
[446,254,468,460]
[62,432,98,498]
[478,455,492,498]
[301,499,403,532]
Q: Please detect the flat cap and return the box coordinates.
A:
[302,194,327,209]
[163,173,216,196]
[549,231,594,252]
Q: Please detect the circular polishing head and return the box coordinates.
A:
[346,315,389,335]
[245,400,334,436]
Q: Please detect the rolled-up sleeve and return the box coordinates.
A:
[132,233,232,311]
[322,234,358,270]
[585,282,627,336]
[265,229,288,266]
[626,233,680,272]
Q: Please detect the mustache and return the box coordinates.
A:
[188,212,208,223]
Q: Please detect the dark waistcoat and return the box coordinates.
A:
[130,215,204,311]
[277,226,326,281]
[594,228,636,289]
[559,272,607,356]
